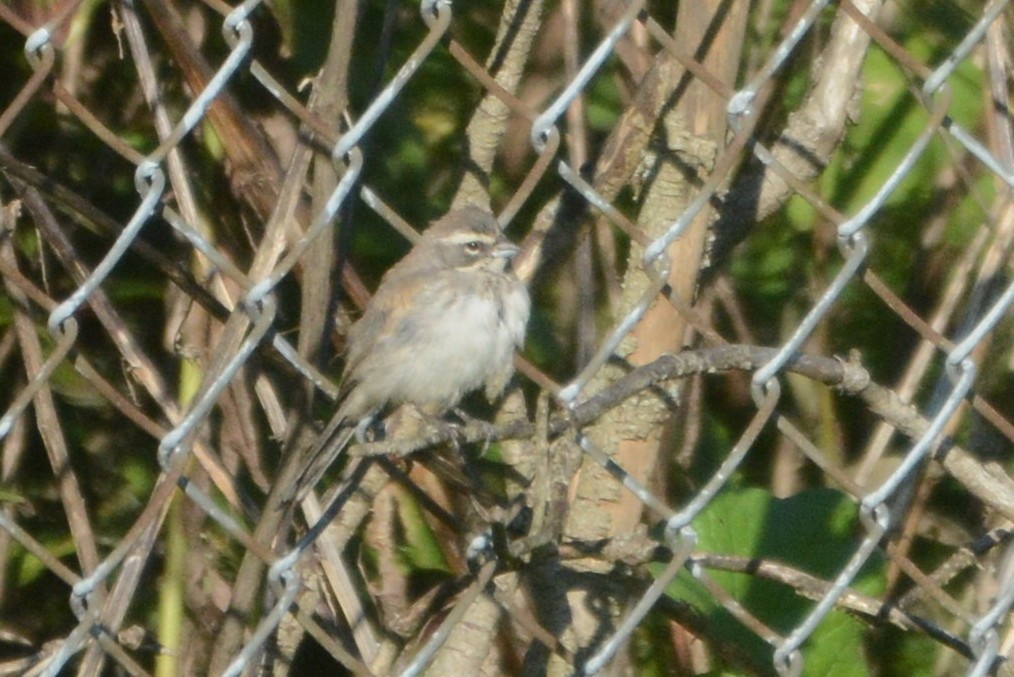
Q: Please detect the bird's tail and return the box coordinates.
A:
[291,410,359,503]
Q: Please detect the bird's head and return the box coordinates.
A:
[417,206,520,273]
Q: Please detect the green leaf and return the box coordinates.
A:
[397,491,450,574]
[664,488,885,676]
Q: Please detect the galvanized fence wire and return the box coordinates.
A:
[0,0,1013,675]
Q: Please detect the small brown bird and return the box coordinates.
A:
[296,206,530,494]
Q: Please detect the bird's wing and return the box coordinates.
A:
[338,303,388,397]
[343,269,448,384]
[293,272,431,499]
[295,270,457,499]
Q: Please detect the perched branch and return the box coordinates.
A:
[554,536,983,664]
[353,345,1014,522]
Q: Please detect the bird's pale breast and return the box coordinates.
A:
[349,269,529,413]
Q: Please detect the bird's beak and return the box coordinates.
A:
[492,241,520,259]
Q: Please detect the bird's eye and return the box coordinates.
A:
[464,241,482,254]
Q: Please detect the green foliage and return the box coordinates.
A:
[663,488,887,676]
[630,610,680,677]
[868,626,940,676]
[396,491,451,574]
[585,57,624,133]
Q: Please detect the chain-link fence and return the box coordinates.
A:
[1,0,1013,674]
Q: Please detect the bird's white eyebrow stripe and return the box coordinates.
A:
[443,232,498,245]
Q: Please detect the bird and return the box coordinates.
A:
[294,206,531,497]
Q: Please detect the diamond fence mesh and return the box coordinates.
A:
[0,0,1013,675]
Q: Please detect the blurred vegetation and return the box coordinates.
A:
[0,0,1011,675]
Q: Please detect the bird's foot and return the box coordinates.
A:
[450,408,496,453]
[431,418,466,452]
[353,416,384,445]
